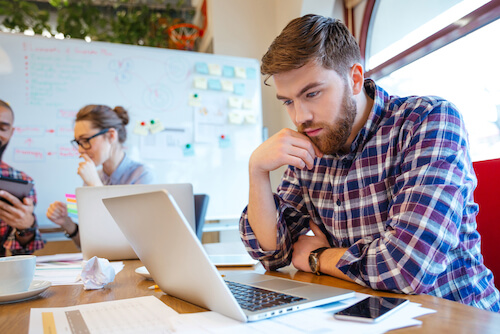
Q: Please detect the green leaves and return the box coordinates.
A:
[0,0,194,49]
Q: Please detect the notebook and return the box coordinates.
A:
[102,190,355,322]
[76,184,195,261]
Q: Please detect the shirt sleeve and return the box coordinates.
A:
[239,167,312,270]
[336,100,476,294]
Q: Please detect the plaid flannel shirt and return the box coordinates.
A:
[240,79,500,312]
[0,161,44,256]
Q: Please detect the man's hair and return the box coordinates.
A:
[261,14,361,84]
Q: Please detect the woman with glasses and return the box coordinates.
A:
[45,104,154,247]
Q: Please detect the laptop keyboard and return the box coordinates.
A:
[225,280,305,312]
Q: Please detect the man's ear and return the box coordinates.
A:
[349,63,364,95]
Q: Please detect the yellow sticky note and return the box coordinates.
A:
[208,64,222,76]
[243,99,253,109]
[134,121,150,136]
[235,67,246,79]
[228,112,244,124]
[221,80,234,92]
[149,120,165,134]
[228,97,242,109]
[245,114,257,124]
[193,77,208,90]
[189,93,202,107]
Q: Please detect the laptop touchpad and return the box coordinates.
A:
[253,279,307,290]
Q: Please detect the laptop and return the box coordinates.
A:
[76,184,195,261]
[102,190,355,322]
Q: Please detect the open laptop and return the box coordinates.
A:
[102,190,355,322]
[76,184,195,261]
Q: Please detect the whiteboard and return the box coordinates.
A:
[0,32,262,225]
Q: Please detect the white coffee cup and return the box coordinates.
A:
[0,255,36,295]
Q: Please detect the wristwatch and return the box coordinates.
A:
[309,247,329,275]
[65,224,79,238]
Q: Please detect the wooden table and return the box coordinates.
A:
[1,260,499,333]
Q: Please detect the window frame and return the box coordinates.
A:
[359,0,500,80]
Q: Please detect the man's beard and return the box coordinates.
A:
[0,140,8,161]
[298,87,357,155]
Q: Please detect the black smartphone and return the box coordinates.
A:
[334,296,409,323]
[0,176,34,205]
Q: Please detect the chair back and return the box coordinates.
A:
[194,194,209,241]
[473,158,500,288]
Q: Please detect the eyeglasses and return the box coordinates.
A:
[71,128,109,150]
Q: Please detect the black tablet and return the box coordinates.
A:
[0,176,34,204]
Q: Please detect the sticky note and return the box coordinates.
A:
[183,143,195,156]
[208,64,222,76]
[228,97,242,109]
[243,99,253,109]
[235,66,246,79]
[193,77,208,90]
[134,121,150,136]
[195,62,209,74]
[208,79,222,91]
[65,194,78,219]
[228,112,244,125]
[222,66,235,77]
[219,135,231,148]
[149,119,165,134]
[234,83,245,96]
[189,93,202,107]
[245,114,257,124]
[246,67,257,79]
[221,80,234,92]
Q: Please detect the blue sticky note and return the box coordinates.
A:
[183,143,195,156]
[195,62,209,74]
[223,66,235,77]
[219,136,230,148]
[246,67,257,79]
[234,83,245,96]
[208,79,222,91]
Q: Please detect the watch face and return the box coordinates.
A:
[309,253,319,273]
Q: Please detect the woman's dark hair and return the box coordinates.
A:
[76,105,129,143]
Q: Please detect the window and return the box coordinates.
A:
[361,0,500,161]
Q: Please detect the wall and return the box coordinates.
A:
[210,0,341,191]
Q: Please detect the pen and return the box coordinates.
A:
[148,284,159,290]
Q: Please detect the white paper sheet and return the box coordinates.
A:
[29,296,178,334]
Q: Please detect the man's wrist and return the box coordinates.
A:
[309,247,330,275]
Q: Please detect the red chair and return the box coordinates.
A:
[472,158,500,288]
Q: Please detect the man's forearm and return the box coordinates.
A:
[319,248,355,282]
[247,171,279,251]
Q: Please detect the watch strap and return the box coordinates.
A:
[65,224,79,238]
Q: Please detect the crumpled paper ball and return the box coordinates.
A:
[77,256,116,290]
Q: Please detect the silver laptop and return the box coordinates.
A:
[76,184,195,261]
[102,190,355,322]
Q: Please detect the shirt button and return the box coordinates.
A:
[336,199,341,206]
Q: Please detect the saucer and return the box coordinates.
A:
[135,266,153,280]
[0,280,51,304]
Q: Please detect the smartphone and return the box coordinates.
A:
[0,176,34,205]
[334,296,409,323]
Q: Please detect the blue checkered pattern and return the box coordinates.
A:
[240,80,500,312]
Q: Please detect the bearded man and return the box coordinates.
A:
[239,15,499,312]
[0,99,43,256]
